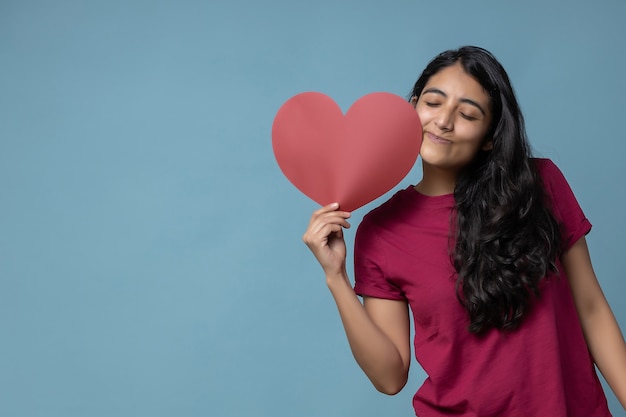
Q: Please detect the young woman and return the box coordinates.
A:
[303,46,626,416]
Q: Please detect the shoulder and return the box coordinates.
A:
[360,186,415,229]
[531,158,591,247]
[532,157,570,195]
[355,186,415,248]
[533,157,562,179]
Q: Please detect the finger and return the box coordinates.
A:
[308,215,351,236]
[304,220,344,246]
[309,209,351,228]
[305,205,351,246]
[312,202,340,217]
[311,224,344,247]
[311,203,351,221]
[306,210,351,236]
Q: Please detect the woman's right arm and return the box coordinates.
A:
[303,203,411,395]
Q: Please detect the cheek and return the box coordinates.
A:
[457,123,489,144]
[415,106,433,126]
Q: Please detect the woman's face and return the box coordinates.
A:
[414,63,493,173]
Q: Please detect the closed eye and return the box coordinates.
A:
[460,112,477,121]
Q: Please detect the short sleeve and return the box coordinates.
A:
[536,158,592,250]
[353,214,405,300]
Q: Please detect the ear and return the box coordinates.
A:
[410,96,418,107]
[482,139,493,151]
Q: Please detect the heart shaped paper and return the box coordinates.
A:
[272,92,422,211]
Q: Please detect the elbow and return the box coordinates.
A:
[372,374,408,396]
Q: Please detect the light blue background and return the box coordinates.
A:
[1,0,625,416]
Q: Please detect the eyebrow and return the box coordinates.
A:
[422,87,487,116]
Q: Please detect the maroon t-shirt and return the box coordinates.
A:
[354,159,611,416]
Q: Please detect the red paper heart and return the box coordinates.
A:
[272,92,422,211]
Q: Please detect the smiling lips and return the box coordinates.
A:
[426,131,452,144]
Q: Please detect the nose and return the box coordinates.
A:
[434,107,453,132]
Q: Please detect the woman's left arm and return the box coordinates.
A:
[563,236,626,409]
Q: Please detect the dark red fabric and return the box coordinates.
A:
[354,159,611,416]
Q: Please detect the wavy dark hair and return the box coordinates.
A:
[409,46,562,333]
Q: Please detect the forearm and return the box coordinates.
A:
[580,302,626,409]
[326,272,409,395]
[562,238,626,409]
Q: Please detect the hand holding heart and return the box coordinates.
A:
[302,202,352,278]
[272,92,422,212]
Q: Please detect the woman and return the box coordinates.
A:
[303,46,626,416]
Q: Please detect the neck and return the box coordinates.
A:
[414,163,458,196]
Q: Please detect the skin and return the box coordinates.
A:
[411,63,493,196]
[303,203,410,394]
[302,63,626,408]
[563,238,626,408]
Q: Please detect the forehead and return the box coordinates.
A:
[422,63,490,106]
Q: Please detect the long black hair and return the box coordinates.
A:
[409,46,562,333]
